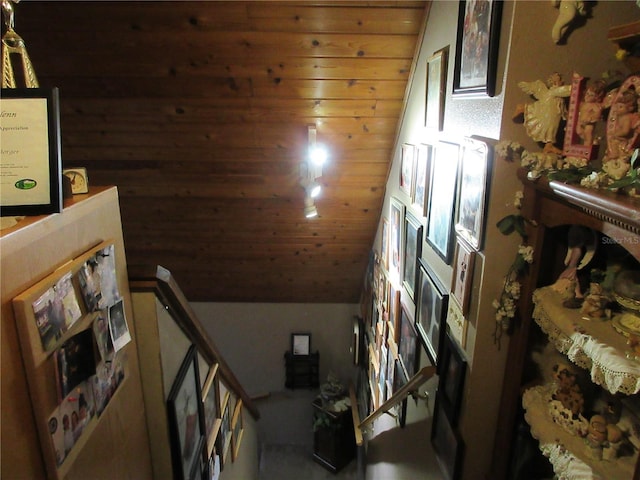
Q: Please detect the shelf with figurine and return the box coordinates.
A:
[523,378,640,480]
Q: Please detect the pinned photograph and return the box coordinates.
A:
[108,298,131,352]
[54,329,96,402]
[77,244,120,312]
[92,310,114,361]
[32,272,82,351]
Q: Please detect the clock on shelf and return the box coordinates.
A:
[63,168,89,194]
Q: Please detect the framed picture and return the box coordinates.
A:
[562,73,600,162]
[452,0,503,97]
[291,333,311,355]
[455,137,491,251]
[415,258,449,369]
[412,144,432,218]
[398,300,419,379]
[392,359,408,427]
[387,283,401,341]
[167,345,205,480]
[381,217,390,271]
[425,46,448,130]
[218,391,232,464]
[426,141,460,264]
[451,237,476,316]
[439,332,467,426]
[201,363,220,459]
[230,400,244,461]
[389,197,405,283]
[0,87,63,216]
[431,396,464,480]
[399,143,415,197]
[402,211,423,301]
[447,295,468,351]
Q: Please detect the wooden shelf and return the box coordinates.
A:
[523,384,637,480]
[608,20,640,73]
[532,286,640,395]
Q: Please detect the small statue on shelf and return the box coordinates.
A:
[576,79,607,147]
[551,225,597,308]
[513,72,572,154]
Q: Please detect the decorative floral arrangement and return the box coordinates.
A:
[492,189,534,348]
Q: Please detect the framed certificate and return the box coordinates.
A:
[291,332,311,355]
[0,88,63,216]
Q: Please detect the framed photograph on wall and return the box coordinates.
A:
[291,333,311,355]
[389,197,405,283]
[412,143,432,218]
[426,141,460,264]
[201,363,221,459]
[402,211,423,301]
[455,137,491,251]
[381,217,390,271]
[398,300,419,380]
[0,87,63,217]
[431,395,464,480]
[452,0,503,97]
[167,345,205,480]
[399,143,416,197]
[425,46,448,130]
[415,258,449,369]
[439,331,467,426]
[451,237,476,316]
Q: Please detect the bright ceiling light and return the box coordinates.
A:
[309,145,327,166]
[309,182,322,198]
[304,195,318,218]
[304,204,318,218]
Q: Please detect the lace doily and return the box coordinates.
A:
[532,287,640,395]
[523,384,637,479]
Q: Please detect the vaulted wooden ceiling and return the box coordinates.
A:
[9,1,429,303]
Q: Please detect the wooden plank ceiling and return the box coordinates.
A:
[10,1,428,303]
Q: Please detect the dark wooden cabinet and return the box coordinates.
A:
[312,396,356,473]
[284,351,319,389]
[490,170,640,479]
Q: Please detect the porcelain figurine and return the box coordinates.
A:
[551,0,587,44]
[514,73,572,154]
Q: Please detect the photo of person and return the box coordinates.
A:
[32,272,82,351]
[92,310,114,361]
[54,329,96,402]
[108,299,131,352]
[78,244,121,312]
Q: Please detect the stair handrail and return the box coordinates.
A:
[129,264,259,420]
[357,365,435,430]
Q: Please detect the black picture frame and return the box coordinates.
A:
[452,0,503,97]
[426,141,460,264]
[398,299,419,380]
[291,332,311,355]
[431,395,464,480]
[415,258,449,370]
[455,137,492,251]
[402,211,423,301]
[439,332,467,426]
[0,87,63,216]
[167,345,206,480]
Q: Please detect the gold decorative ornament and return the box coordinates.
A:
[2,0,39,88]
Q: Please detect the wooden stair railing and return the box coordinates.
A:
[129,264,259,420]
[357,366,435,432]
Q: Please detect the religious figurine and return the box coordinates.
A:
[576,79,607,147]
[514,72,572,154]
[603,77,640,180]
[551,0,587,44]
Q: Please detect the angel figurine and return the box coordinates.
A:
[513,72,572,153]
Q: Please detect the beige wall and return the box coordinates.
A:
[371,1,640,479]
[191,302,359,445]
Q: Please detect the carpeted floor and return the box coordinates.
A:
[259,444,358,480]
